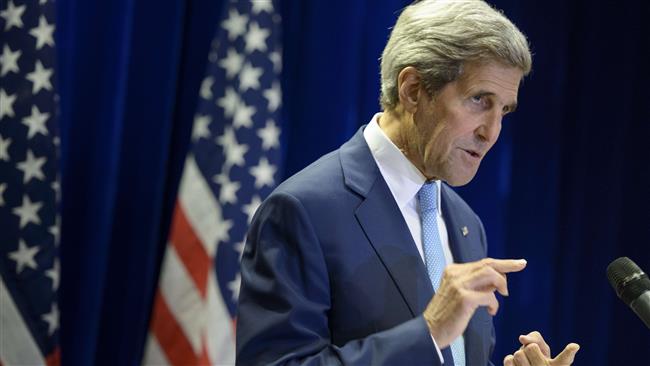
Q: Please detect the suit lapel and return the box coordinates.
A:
[341,128,433,316]
[355,179,434,315]
[440,186,482,264]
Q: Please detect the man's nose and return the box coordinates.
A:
[476,111,502,145]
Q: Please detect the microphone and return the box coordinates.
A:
[607,257,650,329]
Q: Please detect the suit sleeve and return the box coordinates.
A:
[236,192,441,366]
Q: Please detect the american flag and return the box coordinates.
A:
[0,0,60,365]
[143,0,282,364]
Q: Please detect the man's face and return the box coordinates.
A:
[406,61,523,186]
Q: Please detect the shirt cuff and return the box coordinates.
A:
[430,335,445,364]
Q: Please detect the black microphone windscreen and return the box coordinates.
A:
[607,257,650,305]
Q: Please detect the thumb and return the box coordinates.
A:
[552,343,580,365]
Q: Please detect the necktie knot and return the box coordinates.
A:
[418,181,438,214]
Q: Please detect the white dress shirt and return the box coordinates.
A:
[363,113,463,364]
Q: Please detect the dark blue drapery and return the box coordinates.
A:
[56,0,223,364]
[56,0,650,364]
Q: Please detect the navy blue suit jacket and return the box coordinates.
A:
[237,127,496,365]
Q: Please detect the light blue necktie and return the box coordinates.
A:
[419,181,466,366]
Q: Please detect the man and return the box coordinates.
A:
[237,1,580,365]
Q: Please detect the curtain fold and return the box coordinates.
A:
[56,0,222,364]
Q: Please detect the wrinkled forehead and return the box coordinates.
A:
[458,61,523,100]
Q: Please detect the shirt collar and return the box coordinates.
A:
[363,113,442,212]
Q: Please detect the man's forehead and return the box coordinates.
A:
[459,62,523,97]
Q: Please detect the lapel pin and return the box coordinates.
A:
[461,226,469,237]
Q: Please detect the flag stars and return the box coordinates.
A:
[42,304,59,335]
[217,177,240,205]
[26,60,53,94]
[233,101,256,129]
[49,223,60,245]
[49,214,61,244]
[227,273,241,302]
[225,140,248,167]
[251,0,274,14]
[0,1,26,31]
[239,62,263,91]
[221,9,248,41]
[242,195,262,224]
[8,240,40,274]
[0,45,21,76]
[22,106,50,138]
[0,135,11,161]
[29,16,55,50]
[192,115,211,141]
[46,259,60,290]
[17,150,47,183]
[263,82,281,112]
[219,48,244,79]
[234,239,246,259]
[244,22,270,53]
[249,157,276,188]
[0,89,17,118]
[269,50,282,73]
[257,120,280,150]
[216,127,249,167]
[199,76,214,100]
[0,183,7,206]
[214,218,234,245]
[216,126,236,149]
[217,87,240,118]
[51,180,60,201]
[12,195,42,228]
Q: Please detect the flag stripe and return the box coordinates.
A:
[150,290,202,365]
[45,347,60,366]
[158,245,208,356]
[142,334,170,366]
[204,270,235,364]
[178,156,225,258]
[0,277,45,366]
[169,202,211,299]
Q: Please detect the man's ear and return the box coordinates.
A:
[397,66,422,114]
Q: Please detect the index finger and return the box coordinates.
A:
[481,258,527,273]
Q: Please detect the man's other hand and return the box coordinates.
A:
[503,331,580,366]
[423,258,527,348]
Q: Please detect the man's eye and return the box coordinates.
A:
[471,95,484,104]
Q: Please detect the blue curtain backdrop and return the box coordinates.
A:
[56,0,224,364]
[55,0,650,365]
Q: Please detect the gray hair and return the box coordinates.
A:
[380,0,532,110]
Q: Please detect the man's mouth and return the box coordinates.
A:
[461,149,482,159]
